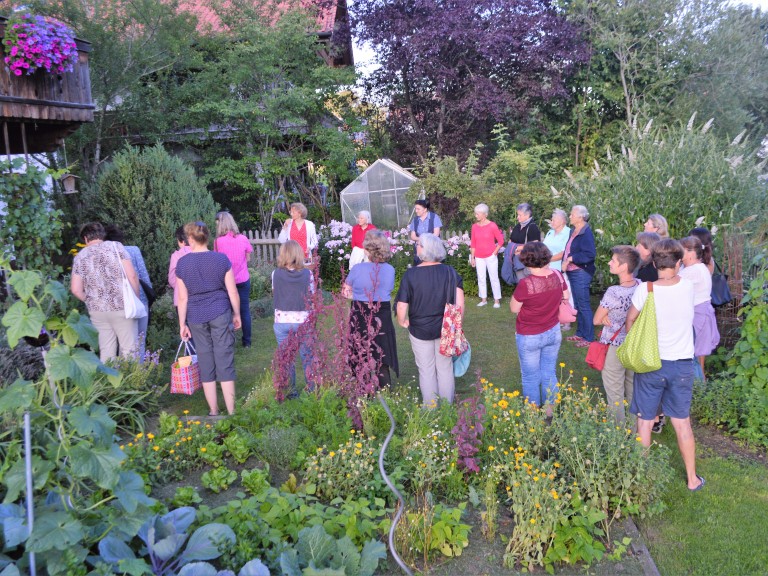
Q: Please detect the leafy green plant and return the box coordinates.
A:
[171,486,203,508]
[241,465,271,496]
[96,507,270,575]
[201,467,238,493]
[543,493,608,574]
[0,159,65,274]
[278,524,386,576]
[200,441,226,467]
[395,499,471,570]
[224,431,252,464]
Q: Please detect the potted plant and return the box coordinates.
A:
[2,12,78,76]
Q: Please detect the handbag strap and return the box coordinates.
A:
[608,324,624,342]
[174,340,196,361]
[444,266,457,306]
[113,243,128,281]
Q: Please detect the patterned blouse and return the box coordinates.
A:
[72,241,131,313]
[598,282,640,345]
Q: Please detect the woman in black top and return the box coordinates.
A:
[635,232,661,282]
[508,203,541,280]
[396,233,464,407]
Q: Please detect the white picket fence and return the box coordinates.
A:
[243,229,473,264]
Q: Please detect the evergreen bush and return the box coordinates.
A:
[87,144,218,294]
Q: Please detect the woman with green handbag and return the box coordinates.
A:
[623,239,705,492]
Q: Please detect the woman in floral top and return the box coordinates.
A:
[592,245,641,425]
[70,222,142,362]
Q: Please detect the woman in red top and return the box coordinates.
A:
[469,203,504,308]
[278,202,318,260]
[510,242,569,414]
[349,210,377,269]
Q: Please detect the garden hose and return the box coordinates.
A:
[376,392,414,576]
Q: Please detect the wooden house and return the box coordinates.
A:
[0,16,94,156]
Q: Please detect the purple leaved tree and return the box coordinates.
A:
[351,0,589,162]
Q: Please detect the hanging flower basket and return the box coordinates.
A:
[2,13,78,76]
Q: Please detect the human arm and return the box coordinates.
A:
[177,279,191,341]
[455,287,465,316]
[70,273,86,303]
[168,251,180,289]
[122,259,141,296]
[306,221,319,252]
[396,301,410,328]
[278,221,290,243]
[224,269,242,330]
[569,228,597,265]
[593,306,611,326]
[510,296,522,314]
[625,305,640,332]
[131,250,152,288]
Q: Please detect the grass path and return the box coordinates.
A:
[160,292,768,575]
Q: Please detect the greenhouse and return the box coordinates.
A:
[340,158,419,230]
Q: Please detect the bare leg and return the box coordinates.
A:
[637,418,654,448]
[698,356,706,382]
[221,381,236,415]
[669,416,702,489]
[202,381,218,415]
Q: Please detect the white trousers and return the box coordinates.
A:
[476,255,502,300]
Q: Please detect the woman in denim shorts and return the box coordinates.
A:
[626,239,705,492]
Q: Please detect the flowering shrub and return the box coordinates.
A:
[2,13,78,76]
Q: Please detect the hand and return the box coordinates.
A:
[601,317,611,327]
[180,326,191,341]
[232,315,242,330]
[469,255,476,268]
[515,246,522,255]
[398,318,410,328]
[282,220,290,229]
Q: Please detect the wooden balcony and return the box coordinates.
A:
[0,16,94,154]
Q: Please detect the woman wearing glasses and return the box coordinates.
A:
[176,221,242,417]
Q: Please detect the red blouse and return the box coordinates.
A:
[351,224,377,249]
[291,221,309,257]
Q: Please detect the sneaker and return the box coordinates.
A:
[477,301,487,307]
[652,415,666,434]
[493,302,501,308]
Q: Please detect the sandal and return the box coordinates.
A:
[566,335,584,342]
[689,475,706,492]
[575,340,590,348]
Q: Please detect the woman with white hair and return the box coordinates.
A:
[644,214,669,238]
[349,210,377,269]
[470,203,504,307]
[562,205,597,346]
[396,233,464,406]
[543,208,574,328]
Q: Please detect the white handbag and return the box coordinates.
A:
[113,244,147,319]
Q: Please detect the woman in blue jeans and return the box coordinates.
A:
[272,240,314,399]
[510,242,570,414]
[562,205,596,346]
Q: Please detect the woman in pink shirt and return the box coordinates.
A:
[214,212,254,347]
[469,203,504,308]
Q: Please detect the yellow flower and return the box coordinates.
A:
[147,433,155,440]
[559,362,565,367]
[128,442,133,447]
[498,399,508,409]
[329,451,336,457]
[530,519,536,524]
[194,421,201,425]
[350,429,356,434]
[152,446,159,452]
[583,376,588,382]
[200,447,207,453]
[169,450,175,454]
[135,433,143,439]
[487,446,496,452]
[186,436,192,441]
[553,462,561,468]
[636,436,643,442]
[551,491,559,500]
[183,410,189,415]
[356,442,363,448]
[533,476,539,482]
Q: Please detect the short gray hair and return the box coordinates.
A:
[552,208,567,223]
[417,233,446,262]
[474,203,489,216]
[572,204,590,222]
[357,210,372,224]
[517,203,533,216]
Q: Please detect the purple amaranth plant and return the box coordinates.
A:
[3,13,78,76]
[451,372,486,474]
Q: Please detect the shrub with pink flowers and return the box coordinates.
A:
[2,13,78,76]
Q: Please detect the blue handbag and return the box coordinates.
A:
[453,343,471,377]
[711,261,733,307]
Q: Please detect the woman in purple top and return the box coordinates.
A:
[214,211,254,348]
[177,221,242,417]
[343,229,399,388]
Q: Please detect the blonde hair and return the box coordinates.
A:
[216,212,240,236]
[363,229,392,263]
[184,221,209,245]
[277,240,305,269]
[290,203,308,219]
[647,214,669,238]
